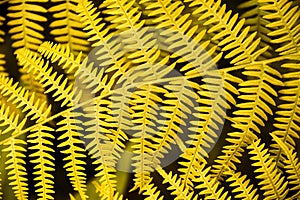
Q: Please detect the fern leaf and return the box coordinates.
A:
[38,41,83,81]
[93,181,125,200]
[0,16,6,77]
[83,98,118,199]
[238,0,274,58]
[157,167,192,200]
[271,133,300,197]
[130,84,167,191]
[142,181,164,200]
[28,124,55,200]
[1,108,28,200]
[186,0,268,65]
[57,110,88,200]
[259,0,300,55]
[271,62,300,169]
[15,48,76,107]
[141,0,222,75]
[0,76,51,122]
[248,139,289,200]
[49,0,89,55]
[195,164,230,200]
[212,63,283,180]
[103,0,170,83]
[7,0,47,51]
[224,170,259,200]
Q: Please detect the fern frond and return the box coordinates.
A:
[195,164,230,200]
[49,0,89,55]
[238,0,274,58]
[271,134,300,197]
[130,84,167,191]
[28,124,55,200]
[141,0,222,75]
[3,138,28,200]
[224,170,259,200]
[7,0,47,51]
[57,110,87,200]
[103,0,170,83]
[93,181,125,200]
[15,48,76,107]
[212,63,283,180]
[77,0,134,84]
[38,41,83,82]
[271,62,300,169]
[0,76,51,122]
[142,180,164,200]
[83,98,118,199]
[259,0,300,55]
[157,167,192,200]
[248,139,289,200]
[186,0,268,65]
[0,16,6,77]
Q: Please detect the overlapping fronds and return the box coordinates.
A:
[212,63,282,180]
[271,134,300,198]
[15,48,76,107]
[248,139,289,200]
[224,170,259,200]
[259,0,300,55]
[186,0,268,65]
[271,62,300,168]
[49,0,90,55]
[7,0,47,51]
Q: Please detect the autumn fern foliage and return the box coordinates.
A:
[0,0,299,199]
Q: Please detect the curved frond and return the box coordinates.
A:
[271,134,300,198]
[259,0,300,55]
[28,125,55,200]
[248,139,289,200]
[271,62,300,168]
[57,110,87,200]
[49,0,89,55]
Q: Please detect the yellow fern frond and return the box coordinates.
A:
[195,164,230,200]
[83,98,118,199]
[224,170,259,200]
[212,63,283,180]
[186,0,268,65]
[93,181,125,200]
[1,106,28,200]
[57,110,88,200]
[49,0,90,55]
[15,48,76,107]
[0,76,51,122]
[130,84,167,191]
[77,0,133,83]
[259,0,300,55]
[157,167,192,200]
[0,16,6,77]
[38,41,83,82]
[271,134,300,198]
[248,139,289,200]
[271,62,300,168]
[142,181,164,200]
[238,0,274,58]
[141,0,222,75]
[28,124,55,200]
[7,0,47,51]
